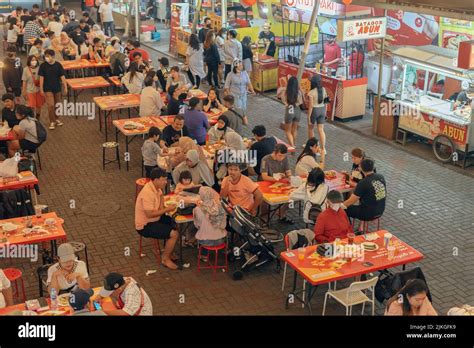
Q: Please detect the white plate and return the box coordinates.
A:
[361,242,379,252]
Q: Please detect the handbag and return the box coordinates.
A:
[29,68,40,87]
[306,186,329,223]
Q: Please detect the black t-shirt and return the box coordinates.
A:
[86,18,95,27]
[70,31,87,46]
[167,97,185,116]
[250,136,277,175]
[354,173,386,218]
[2,107,19,128]
[161,124,189,147]
[203,97,221,110]
[242,45,253,60]
[38,61,65,93]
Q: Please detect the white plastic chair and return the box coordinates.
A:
[322,276,378,316]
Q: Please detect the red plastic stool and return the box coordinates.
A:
[197,243,228,279]
[352,216,382,235]
[135,178,151,202]
[3,268,26,302]
[138,235,164,264]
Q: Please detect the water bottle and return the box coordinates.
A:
[50,288,58,311]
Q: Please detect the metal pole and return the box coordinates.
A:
[374,9,387,136]
[221,0,227,28]
[192,0,202,34]
[296,0,319,81]
[135,0,140,41]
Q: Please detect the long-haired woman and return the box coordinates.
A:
[281,76,303,147]
[203,31,220,88]
[307,74,327,153]
[186,33,206,88]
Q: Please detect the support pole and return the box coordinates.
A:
[221,0,227,28]
[296,0,319,81]
[135,0,140,41]
[192,0,202,34]
[374,9,387,136]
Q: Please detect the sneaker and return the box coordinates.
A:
[49,122,55,130]
[56,120,64,126]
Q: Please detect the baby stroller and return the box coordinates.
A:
[222,198,283,280]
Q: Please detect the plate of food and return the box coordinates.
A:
[123,122,137,130]
[324,170,337,179]
[57,293,70,307]
[361,242,379,252]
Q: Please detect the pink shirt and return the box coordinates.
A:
[193,206,227,241]
[135,182,163,230]
[385,297,437,316]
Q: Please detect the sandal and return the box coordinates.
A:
[279,217,295,224]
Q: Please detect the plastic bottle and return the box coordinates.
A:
[50,288,58,311]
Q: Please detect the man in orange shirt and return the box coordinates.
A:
[220,163,263,216]
[135,168,179,269]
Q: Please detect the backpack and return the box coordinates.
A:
[33,118,47,145]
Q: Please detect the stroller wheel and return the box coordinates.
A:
[232,270,244,281]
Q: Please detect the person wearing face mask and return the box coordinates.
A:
[314,190,353,243]
[47,243,90,294]
[139,75,165,117]
[207,115,235,144]
[22,55,45,120]
[38,49,67,130]
[2,48,23,104]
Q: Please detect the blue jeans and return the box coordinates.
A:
[233,93,247,112]
[199,238,226,256]
[103,22,115,37]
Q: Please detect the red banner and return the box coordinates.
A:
[278,61,339,120]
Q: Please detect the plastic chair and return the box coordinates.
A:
[352,215,382,235]
[68,241,90,274]
[36,264,51,297]
[3,268,26,302]
[135,178,151,201]
[197,242,228,280]
[138,234,164,264]
[322,276,378,316]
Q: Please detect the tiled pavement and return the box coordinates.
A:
[0,37,473,318]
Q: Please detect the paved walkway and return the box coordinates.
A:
[0,17,472,315]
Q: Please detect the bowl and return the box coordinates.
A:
[45,218,56,226]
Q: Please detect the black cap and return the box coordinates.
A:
[99,272,125,296]
[158,57,169,66]
[69,288,94,310]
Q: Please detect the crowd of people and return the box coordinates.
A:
[0,3,442,318]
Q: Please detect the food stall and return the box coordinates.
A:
[278,7,380,121]
[385,45,474,168]
[169,2,191,57]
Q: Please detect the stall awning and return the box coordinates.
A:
[391,45,474,79]
[351,0,474,21]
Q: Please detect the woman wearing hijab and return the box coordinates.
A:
[168,136,207,170]
[172,149,215,187]
[207,115,235,144]
[193,186,228,262]
[215,132,248,181]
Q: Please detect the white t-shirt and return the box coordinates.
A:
[290,183,329,223]
[139,86,164,117]
[7,25,21,43]
[295,155,320,176]
[99,3,114,22]
[46,260,89,291]
[307,87,327,108]
[47,22,63,37]
[0,269,11,308]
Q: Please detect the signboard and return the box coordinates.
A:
[438,17,474,50]
[282,5,312,24]
[284,0,316,13]
[337,17,387,41]
[369,8,439,47]
[318,0,345,16]
[398,110,468,150]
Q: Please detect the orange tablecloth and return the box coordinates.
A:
[0,212,66,247]
[186,89,208,101]
[113,116,166,136]
[108,76,122,87]
[0,131,15,141]
[94,94,141,111]
[0,171,38,191]
[257,171,351,205]
[66,76,111,90]
[280,230,424,286]
[0,287,115,316]
[60,59,94,70]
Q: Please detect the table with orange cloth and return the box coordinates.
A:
[256,171,352,223]
[0,171,38,191]
[0,212,66,258]
[66,76,111,107]
[113,116,167,171]
[0,131,16,141]
[93,94,141,141]
[281,230,424,314]
[0,287,116,316]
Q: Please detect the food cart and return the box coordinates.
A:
[386,45,474,168]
